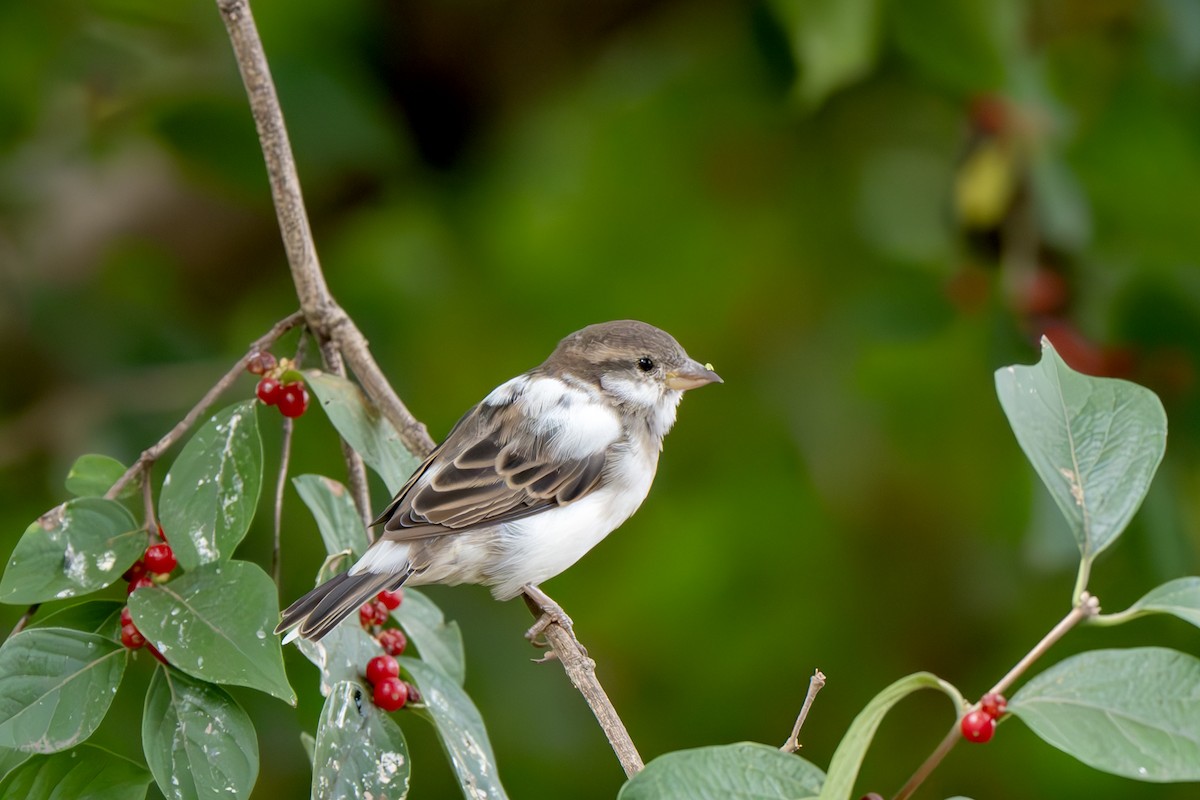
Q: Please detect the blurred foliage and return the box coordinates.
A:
[2,0,1200,798]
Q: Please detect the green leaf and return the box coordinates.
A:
[142,666,259,800]
[618,742,825,800]
[1010,647,1200,781]
[128,561,295,704]
[1094,576,1200,630]
[65,455,134,499]
[395,589,465,686]
[311,681,410,800]
[30,600,125,639]
[295,618,381,697]
[292,474,370,559]
[402,657,509,800]
[159,401,263,570]
[0,629,127,753]
[0,745,152,800]
[818,673,962,800]
[767,0,881,109]
[0,498,146,605]
[305,371,422,493]
[299,733,315,766]
[0,747,31,784]
[995,338,1167,565]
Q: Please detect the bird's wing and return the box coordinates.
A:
[372,378,617,540]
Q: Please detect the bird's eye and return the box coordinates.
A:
[636,357,655,372]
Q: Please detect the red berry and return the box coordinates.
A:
[377,589,403,610]
[378,628,407,657]
[277,382,310,418]
[127,575,154,595]
[372,676,408,711]
[120,606,133,627]
[365,654,400,685]
[144,543,177,575]
[961,709,996,743]
[979,692,1007,719]
[120,623,145,649]
[122,559,147,583]
[246,351,278,375]
[359,601,389,629]
[256,377,284,406]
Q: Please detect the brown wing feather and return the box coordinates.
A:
[372,394,611,541]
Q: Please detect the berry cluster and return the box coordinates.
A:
[120,527,177,664]
[357,590,418,711]
[247,350,309,418]
[960,692,1007,743]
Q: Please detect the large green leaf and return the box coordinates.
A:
[0,498,145,604]
[1093,576,1200,630]
[142,666,259,800]
[767,0,880,109]
[818,673,962,800]
[402,657,509,800]
[618,742,825,800]
[311,681,410,800]
[0,747,30,784]
[995,339,1167,565]
[127,561,295,704]
[159,401,263,570]
[0,745,152,800]
[1010,647,1200,781]
[65,454,134,499]
[305,371,422,493]
[0,629,127,753]
[394,588,465,686]
[293,474,370,559]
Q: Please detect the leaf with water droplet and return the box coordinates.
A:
[159,401,263,571]
[403,657,509,800]
[312,681,410,800]
[129,560,295,704]
[0,498,145,605]
[143,666,259,800]
[0,629,127,753]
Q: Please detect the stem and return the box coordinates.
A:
[105,311,304,500]
[271,417,293,588]
[8,604,41,638]
[317,338,373,530]
[141,465,157,534]
[781,669,827,753]
[987,592,1100,698]
[1070,558,1092,606]
[892,724,960,800]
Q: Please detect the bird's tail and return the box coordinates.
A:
[276,568,412,643]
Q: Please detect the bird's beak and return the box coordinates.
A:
[666,360,723,391]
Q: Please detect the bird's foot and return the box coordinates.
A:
[522,584,588,658]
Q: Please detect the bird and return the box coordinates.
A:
[276,320,722,642]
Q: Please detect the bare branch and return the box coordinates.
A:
[781,669,827,753]
[523,588,644,777]
[8,604,40,638]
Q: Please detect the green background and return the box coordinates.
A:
[2,0,1199,797]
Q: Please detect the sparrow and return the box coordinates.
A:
[276,320,721,642]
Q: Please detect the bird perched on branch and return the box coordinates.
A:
[277,320,721,642]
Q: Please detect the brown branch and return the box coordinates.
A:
[9,604,40,638]
[780,669,827,753]
[523,588,644,777]
[105,310,305,500]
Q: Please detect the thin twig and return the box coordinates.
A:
[523,590,644,777]
[892,593,1102,800]
[781,669,827,753]
[9,604,40,638]
[141,464,157,535]
[272,417,293,588]
[105,311,304,500]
